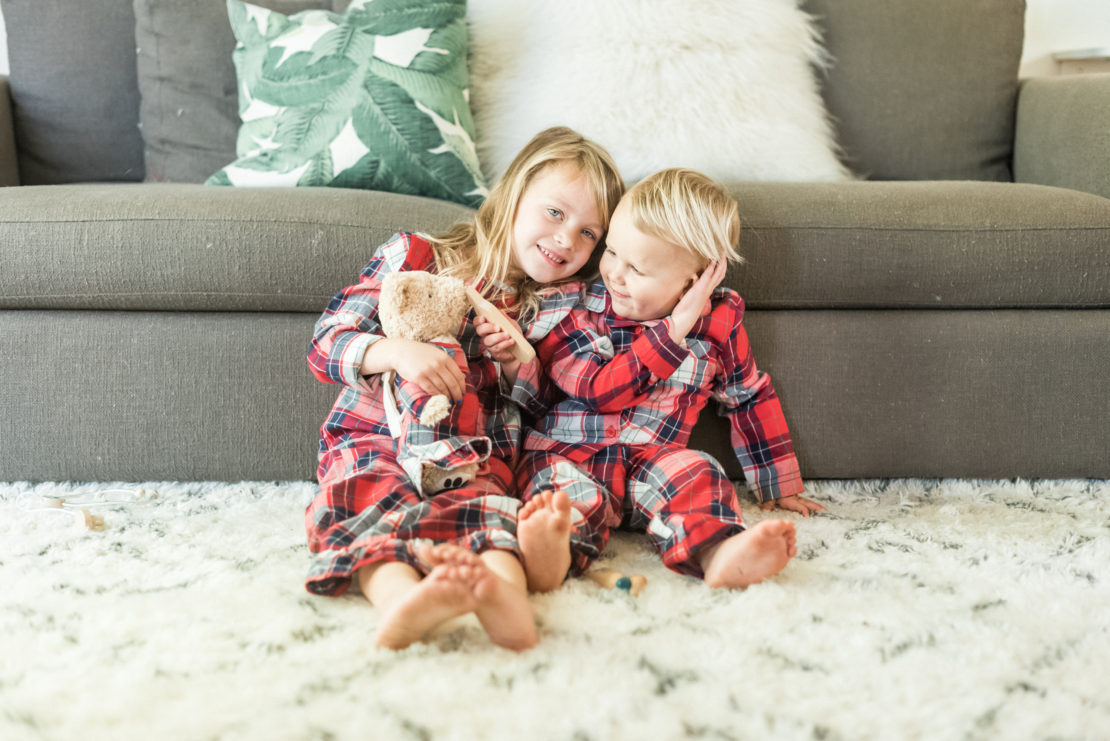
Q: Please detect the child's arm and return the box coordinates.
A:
[547,265,726,411]
[712,294,808,506]
[307,274,387,389]
[306,233,465,400]
[477,284,582,419]
[539,317,687,413]
[360,338,466,402]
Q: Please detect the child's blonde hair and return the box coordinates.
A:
[430,126,624,322]
[623,168,742,268]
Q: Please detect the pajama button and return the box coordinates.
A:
[605,426,616,436]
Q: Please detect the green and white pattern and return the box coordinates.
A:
[207,0,488,207]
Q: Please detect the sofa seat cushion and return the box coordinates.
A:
[1,182,1107,312]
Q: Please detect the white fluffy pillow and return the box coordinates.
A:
[467,0,853,184]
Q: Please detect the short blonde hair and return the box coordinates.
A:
[430,127,625,322]
[623,168,741,268]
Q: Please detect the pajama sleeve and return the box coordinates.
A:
[712,293,803,503]
[306,232,431,390]
[538,312,690,413]
[505,283,586,418]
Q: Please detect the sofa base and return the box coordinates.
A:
[1,309,1106,482]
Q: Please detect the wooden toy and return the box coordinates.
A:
[587,567,647,596]
[466,286,535,364]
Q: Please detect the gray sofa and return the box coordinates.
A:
[1,0,1108,483]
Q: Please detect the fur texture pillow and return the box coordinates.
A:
[467,0,852,184]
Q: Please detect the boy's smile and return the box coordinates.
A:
[511,163,605,285]
[600,200,703,322]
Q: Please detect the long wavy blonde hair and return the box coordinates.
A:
[428,127,624,323]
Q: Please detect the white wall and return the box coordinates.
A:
[0,2,1107,78]
[1,9,7,76]
[1022,0,1110,77]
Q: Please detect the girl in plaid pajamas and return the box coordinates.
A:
[304,127,624,650]
[500,169,826,593]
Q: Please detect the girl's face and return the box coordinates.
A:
[511,164,606,285]
[600,200,703,322]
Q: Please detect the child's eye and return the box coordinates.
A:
[582,229,597,241]
[547,208,562,219]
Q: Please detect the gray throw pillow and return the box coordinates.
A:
[803,0,1024,181]
[134,0,337,183]
[1,0,145,184]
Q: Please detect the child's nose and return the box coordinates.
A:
[555,225,577,248]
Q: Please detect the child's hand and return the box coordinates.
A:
[387,338,466,401]
[760,495,826,517]
[475,315,522,382]
[668,259,728,343]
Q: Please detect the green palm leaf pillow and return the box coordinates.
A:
[207,0,488,208]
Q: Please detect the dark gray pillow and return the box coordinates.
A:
[133,0,340,183]
[1,0,145,184]
[803,0,1025,182]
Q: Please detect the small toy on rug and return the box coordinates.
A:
[18,487,157,531]
[587,566,647,596]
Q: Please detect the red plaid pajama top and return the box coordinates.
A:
[521,281,804,503]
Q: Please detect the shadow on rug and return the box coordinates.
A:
[2,479,1107,740]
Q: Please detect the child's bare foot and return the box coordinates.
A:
[374,545,483,650]
[700,520,798,589]
[517,490,573,592]
[375,545,536,651]
[473,553,538,651]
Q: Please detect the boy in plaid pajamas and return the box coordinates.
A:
[494,168,825,592]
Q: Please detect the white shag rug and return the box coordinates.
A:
[2,479,1107,741]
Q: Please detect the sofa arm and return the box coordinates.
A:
[0,76,19,186]
[1014,74,1110,200]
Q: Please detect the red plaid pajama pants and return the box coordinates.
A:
[517,444,746,579]
[305,432,520,596]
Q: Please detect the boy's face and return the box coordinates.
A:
[600,200,703,322]
[510,163,605,285]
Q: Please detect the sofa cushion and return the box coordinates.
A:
[1014,74,1110,201]
[1,0,145,184]
[2,183,1108,313]
[802,0,1024,182]
[206,0,487,207]
[134,0,340,184]
[468,0,852,185]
